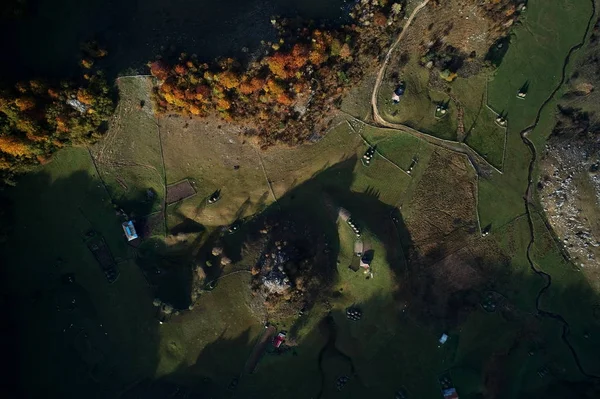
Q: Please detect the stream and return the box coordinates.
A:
[519,0,599,380]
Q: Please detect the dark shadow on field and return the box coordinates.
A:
[485,36,511,67]
[12,161,598,398]
[121,330,255,398]
[136,211,165,239]
[116,187,159,218]
[0,195,14,243]
[119,156,600,397]
[136,237,197,310]
[124,248,600,398]
[170,217,205,235]
[519,81,530,95]
[0,170,161,398]
[361,249,375,264]
[118,156,415,396]
[234,197,252,221]
[363,186,381,199]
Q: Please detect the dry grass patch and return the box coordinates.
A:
[91,77,165,216]
[159,115,269,228]
[403,149,478,258]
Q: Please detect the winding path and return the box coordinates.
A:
[368,0,500,177]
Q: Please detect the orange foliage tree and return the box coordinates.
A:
[15,97,35,112]
[0,136,34,157]
[147,1,393,148]
[218,71,241,90]
[149,60,170,81]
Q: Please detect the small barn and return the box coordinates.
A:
[273,332,286,348]
[360,250,374,269]
[392,82,406,104]
[439,333,448,344]
[122,220,138,241]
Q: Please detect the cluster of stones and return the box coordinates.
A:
[540,143,600,269]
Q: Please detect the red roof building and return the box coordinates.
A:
[273,332,286,348]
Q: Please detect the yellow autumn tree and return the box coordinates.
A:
[189,104,202,115]
[0,136,34,157]
[216,98,231,111]
[77,89,95,105]
[340,43,352,59]
[265,52,291,79]
[15,97,35,112]
[218,71,241,90]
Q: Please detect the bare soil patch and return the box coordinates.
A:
[166,179,196,204]
[399,0,517,61]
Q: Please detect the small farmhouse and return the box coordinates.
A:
[122,220,138,241]
[273,332,286,348]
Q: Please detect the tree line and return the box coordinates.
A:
[0,43,115,185]
[149,1,407,147]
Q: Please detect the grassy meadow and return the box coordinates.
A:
[478,0,593,229]
[452,74,507,170]
[378,58,459,141]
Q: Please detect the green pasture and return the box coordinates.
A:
[452,75,507,170]
[487,0,592,134]
[378,59,458,140]
[478,0,592,229]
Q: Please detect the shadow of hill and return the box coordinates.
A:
[136,196,209,310]
[116,187,160,219]
[0,195,14,243]
[0,168,161,398]
[136,237,197,310]
[121,329,255,398]
[0,170,158,398]
[125,261,600,399]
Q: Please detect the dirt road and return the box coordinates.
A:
[370,0,431,115]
